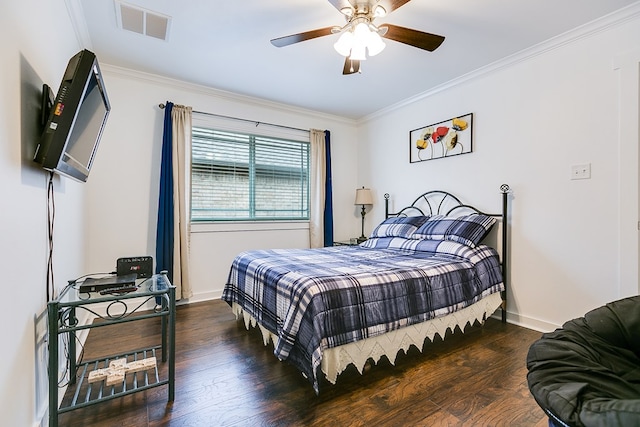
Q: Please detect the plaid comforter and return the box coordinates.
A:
[222,238,504,392]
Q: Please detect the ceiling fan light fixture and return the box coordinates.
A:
[350,43,367,61]
[335,21,386,61]
[350,23,370,60]
[353,22,370,40]
[373,5,387,18]
[367,31,386,56]
[340,6,354,17]
[334,31,353,56]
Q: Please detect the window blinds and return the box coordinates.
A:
[191,116,310,221]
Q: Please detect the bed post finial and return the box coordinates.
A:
[384,193,390,219]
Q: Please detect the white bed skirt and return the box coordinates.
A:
[230,291,503,385]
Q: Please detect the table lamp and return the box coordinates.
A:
[355,187,373,243]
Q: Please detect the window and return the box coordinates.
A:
[191,119,310,221]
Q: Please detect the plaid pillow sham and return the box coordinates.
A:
[412,214,496,247]
[369,216,430,239]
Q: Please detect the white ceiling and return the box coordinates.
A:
[74,0,640,120]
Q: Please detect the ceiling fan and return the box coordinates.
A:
[270,0,445,75]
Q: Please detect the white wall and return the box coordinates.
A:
[0,1,86,426]
[85,68,360,302]
[358,12,640,331]
[4,3,637,424]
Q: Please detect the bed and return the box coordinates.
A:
[221,185,510,393]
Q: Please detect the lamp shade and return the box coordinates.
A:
[355,187,373,205]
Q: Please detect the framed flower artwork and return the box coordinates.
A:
[409,113,473,163]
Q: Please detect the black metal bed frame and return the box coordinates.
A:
[384,184,511,323]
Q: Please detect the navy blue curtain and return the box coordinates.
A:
[323,130,334,246]
[155,102,174,282]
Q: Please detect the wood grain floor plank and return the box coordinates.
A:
[57,299,548,426]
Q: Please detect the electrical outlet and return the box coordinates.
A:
[571,163,591,180]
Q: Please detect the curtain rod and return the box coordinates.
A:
[158,103,310,134]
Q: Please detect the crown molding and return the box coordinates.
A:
[100,64,357,127]
[360,2,640,124]
[63,0,350,125]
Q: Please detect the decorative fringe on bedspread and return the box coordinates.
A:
[230,292,503,385]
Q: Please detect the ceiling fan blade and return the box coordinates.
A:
[377,0,412,14]
[328,0,411,15]
[380,23,445,51]
[342,57,361,75]
[270,27,335,47]
[327,0,354,13]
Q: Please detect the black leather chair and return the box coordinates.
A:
[526,296,640,426]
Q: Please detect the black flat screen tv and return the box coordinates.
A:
[34,49,111,182]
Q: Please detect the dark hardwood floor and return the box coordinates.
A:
[59,299,548,426]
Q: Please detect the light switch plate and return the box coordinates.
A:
[571,163,591,180]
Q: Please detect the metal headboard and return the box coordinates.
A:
[384,184,511,323]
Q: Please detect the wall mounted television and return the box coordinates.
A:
[34,49,111,183]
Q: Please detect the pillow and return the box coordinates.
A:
[360,237,408,250]
[360,236,470,256]
[412,213,496,247]
[369,216,430,239]
[360,236,441,253]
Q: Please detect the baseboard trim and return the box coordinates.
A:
[182,289,221,305]
[491,310,559,333]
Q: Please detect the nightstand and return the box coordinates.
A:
[333,239,360,246]
[48,273,175,427]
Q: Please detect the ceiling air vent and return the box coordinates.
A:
[115,1,171,41]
